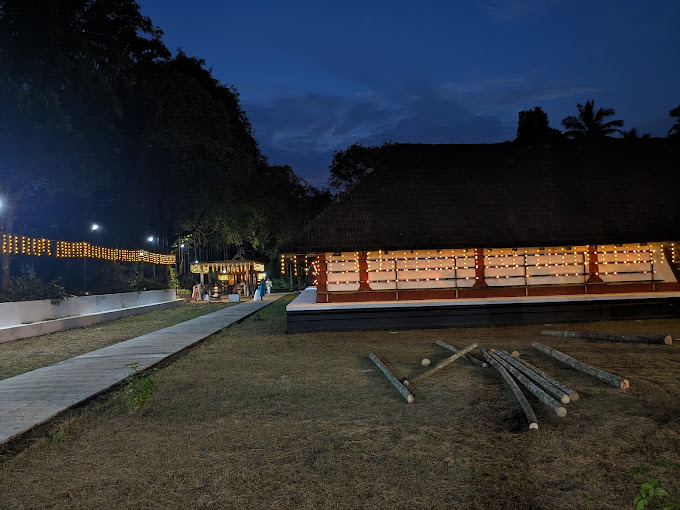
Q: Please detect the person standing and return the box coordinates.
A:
[266,279,272,295]
[192,283,199,302]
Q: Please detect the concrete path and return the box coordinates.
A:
[0,293,286,445]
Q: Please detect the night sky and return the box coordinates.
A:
[137,0,680,187]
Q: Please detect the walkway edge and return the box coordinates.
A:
[0,293,289,446]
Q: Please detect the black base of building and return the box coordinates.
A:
[286,296,680,334]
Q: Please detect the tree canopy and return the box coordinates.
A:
[561,100,624,139]
[515,107,565,144]
[669,105,680,136]
[0,0,329,293]
[328,142,394,193]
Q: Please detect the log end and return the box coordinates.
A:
[406,394,415,404]
[664,335,673,345]
[556,406,567,418]
[568,391,580,401]
[560,394,571,404]
[620,379,630,389]
[529,422,539,430]
[511,350,520,357]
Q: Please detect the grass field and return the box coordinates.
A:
[1,295,679,509]
[0,301,233,381]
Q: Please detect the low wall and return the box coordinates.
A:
[0,290,181,343]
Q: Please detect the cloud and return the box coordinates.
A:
[478,0,555,22]
[245,77,599,186]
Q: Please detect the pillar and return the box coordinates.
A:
[473,248,488,287]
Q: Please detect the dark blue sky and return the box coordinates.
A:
[138,0,680,187]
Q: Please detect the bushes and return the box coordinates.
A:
[0,270,67,304]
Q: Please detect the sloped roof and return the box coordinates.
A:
[281,141,680,253]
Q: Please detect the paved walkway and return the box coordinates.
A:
[0,293,286,445]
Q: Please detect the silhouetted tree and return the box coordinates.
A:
[561,100,624,139]
[669,105,680,136]
[515,107,564,143]
[328,142,394,193]
[621,127,650,139]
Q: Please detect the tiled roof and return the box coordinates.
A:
[280,141,680,253]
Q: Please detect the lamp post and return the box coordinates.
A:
[83,223,99,295]
[147,235,158,278]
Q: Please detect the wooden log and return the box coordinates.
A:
[489,351,567,417]
[403,343,478,385]
[481,350,538,430]
[495,350,570,404]
[541,330,672,346]
[505,351,579,401]
[436,340,488,367]
[368,353,415,404]
[532,341,629,389]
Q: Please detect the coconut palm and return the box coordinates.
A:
[669,105,680,136]
[561,100,624,139]
[621,127,650,139]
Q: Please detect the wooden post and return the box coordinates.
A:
[489,351,567,417]
[541,330,672,345]
[532,341,629,389]
[481,350,538,430]
[495,350,570,404]
[436,340,487,367]
[358,251,371,291]
[316,253,328,293]
[403,343,478,386]
[472,248,488,287]
[505,351,579,401]
[586,245,603,284]
[369,353,414,404]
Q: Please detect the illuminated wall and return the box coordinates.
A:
[302,242,678,296]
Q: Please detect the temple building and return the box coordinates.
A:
[190,259,265,296]
[280,141,680,332]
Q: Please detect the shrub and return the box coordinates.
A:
[0,270,67,303]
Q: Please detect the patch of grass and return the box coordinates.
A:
[1,298,679,509]
[0,301,234,380]
[123,362,157,410]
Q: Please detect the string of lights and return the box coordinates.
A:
[282,242,676,286]
[2,233,175,265]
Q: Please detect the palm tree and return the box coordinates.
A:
[669,105,680,136]
[621,127,650,139]
[561,100,624,139]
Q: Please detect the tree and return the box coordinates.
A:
[669,105,680,136]
[0,0,166,290]
[515,107,564,143]
[328,141,394,193]
[561,100,624,139]
[621,127,650,139]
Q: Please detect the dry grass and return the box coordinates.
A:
[0,301,233,380]
[1,296,679,509]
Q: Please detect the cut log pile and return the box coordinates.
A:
[367,334,634,431]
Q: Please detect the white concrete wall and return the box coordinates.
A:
[0,289,177,328]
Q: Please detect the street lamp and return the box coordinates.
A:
[147,235,159,277]
[83,223,99,295]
